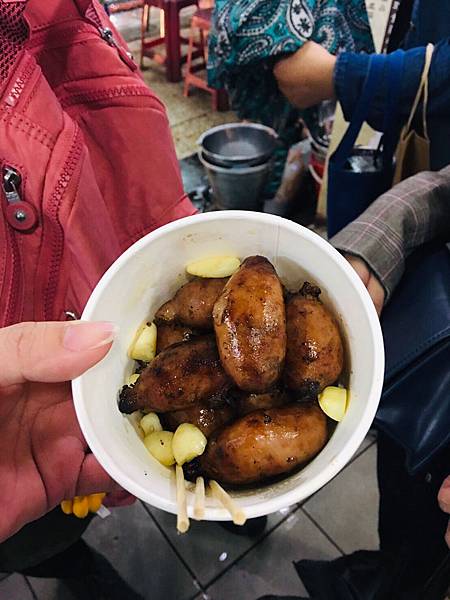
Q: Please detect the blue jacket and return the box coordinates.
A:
[334,0,450,169]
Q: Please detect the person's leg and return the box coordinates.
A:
[0,508,144,600]
[292,435,450,600]
[22,538,144,600]
[0,508,92,573]
[376,432,450,598]
[20,538,94,579]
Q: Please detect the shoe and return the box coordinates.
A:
[63,543,145,600]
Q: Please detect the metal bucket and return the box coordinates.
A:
[198,152,272,210]
[197,123,278,168]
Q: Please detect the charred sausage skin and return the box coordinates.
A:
[199,403,327,485]
[213,256,286,393]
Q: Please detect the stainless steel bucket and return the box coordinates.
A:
[198,151,272,210]
[197,122,278,168]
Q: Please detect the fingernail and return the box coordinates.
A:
[63,321,118,352]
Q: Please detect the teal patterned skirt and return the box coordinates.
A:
[207,0,374,197]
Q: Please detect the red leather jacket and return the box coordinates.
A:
[0,0,195,326]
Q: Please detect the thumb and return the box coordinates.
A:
[0,321,117,386]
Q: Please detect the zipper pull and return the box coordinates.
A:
[99,26,115,46]
[99,27,137,71]
[3,167,22,204]
[2,166,38,232]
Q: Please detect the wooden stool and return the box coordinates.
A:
[140,0,200,82]
[183,7,228,111]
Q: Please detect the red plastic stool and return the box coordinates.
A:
[183,7,228,111]
[140,0,200,82]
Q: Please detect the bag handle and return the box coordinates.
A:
[401,43,434,141]
[380,49,406,165]
[331,50,405,170]
[331,54,386,168]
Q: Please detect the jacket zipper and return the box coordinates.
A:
[4,53,36,109]
[98,27,137,71]
[43,126,83,321]
[83,3,137,71]
[1,167,23,326]
[59,84,154,110]
[26,11,137,71]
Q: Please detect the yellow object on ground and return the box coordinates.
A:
[60,493,106,518]
[72,496,89,518]
[60,499,73,515]
[87,493,106,513]
[318,386,348,422]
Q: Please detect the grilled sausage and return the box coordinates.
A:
[213,256,286,392]
[118,336,230,413]
[199,403,328,486]
[155,277,228,329]
[162,402,235,438]
[285,282,344,397]
[234,387,289,417]
[156,322,193,354]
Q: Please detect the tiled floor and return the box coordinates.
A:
[0,8,388,600]
[0,434,379,600]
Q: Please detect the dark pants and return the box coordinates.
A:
[289,433,450,600]
[0,509,92,573]
[375,432,450,599]
[0,509,144,600]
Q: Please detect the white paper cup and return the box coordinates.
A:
[72,211,384,520]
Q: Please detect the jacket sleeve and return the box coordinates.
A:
[334,38,450,132]
[330,166,450,302]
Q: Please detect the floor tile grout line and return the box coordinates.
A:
[138,441,375,593]
[203,444,377,592]
[300,506,346,556]
[203,509,297,591]
[190,591,209,600]
[140,501,207,594]
[346,438,377,468]
[143,503,294,592]
[296,439,377,508]
[24,576,38,600]
[351,439,377,464]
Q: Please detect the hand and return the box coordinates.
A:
[345,254,385,315]
[0,320,128,542]
[273,41,337,109]
[438,475,450,547]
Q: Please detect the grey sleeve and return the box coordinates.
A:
[331,166,450,302]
